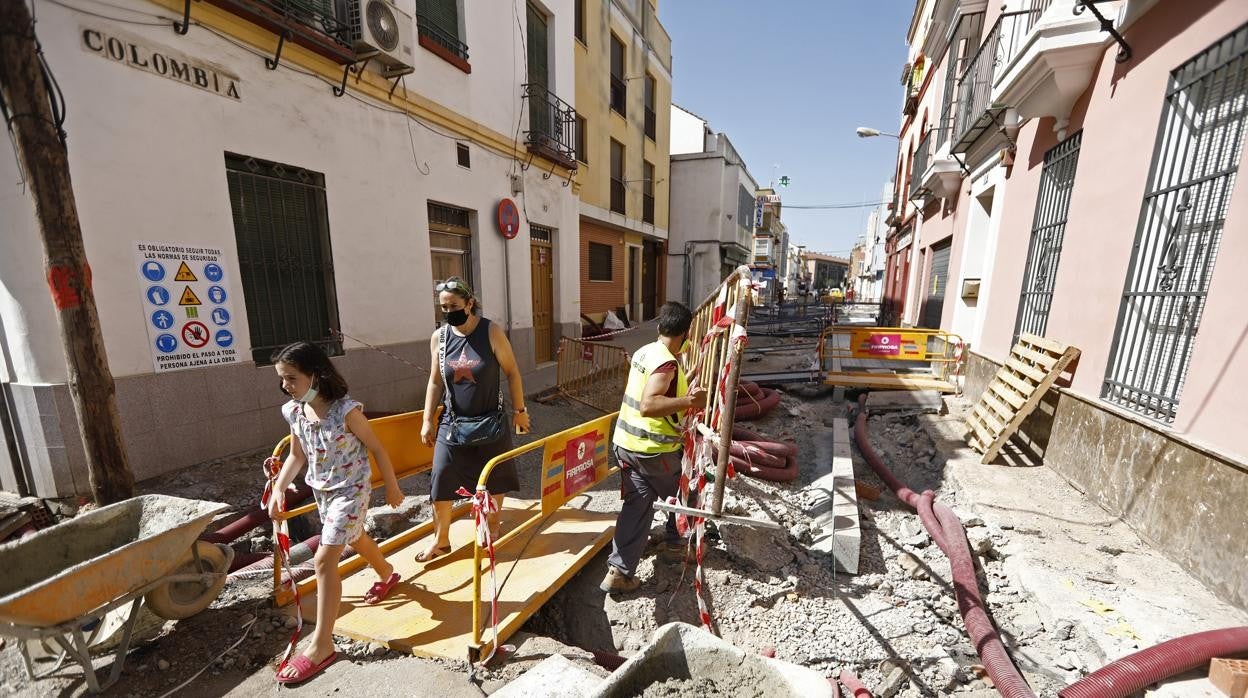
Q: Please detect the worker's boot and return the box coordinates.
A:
[599,566,642,594]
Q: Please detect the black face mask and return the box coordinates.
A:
[444,308,470,327]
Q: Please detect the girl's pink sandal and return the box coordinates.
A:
[364,572,401,605]
[276,652,337,685]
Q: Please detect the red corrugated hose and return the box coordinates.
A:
[725,425,798,482]
[853,395,1037,698]
[838,669,875,697]
[734,381,781,420]
[1059,626,1248,698]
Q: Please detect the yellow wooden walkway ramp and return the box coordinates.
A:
[270,410,620,661]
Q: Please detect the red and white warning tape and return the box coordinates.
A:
[456,486,502,668]
[260,455,303,674]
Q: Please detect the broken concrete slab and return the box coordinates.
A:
[803,418,860,574]
[594,622,833,697]
[865,390,945,415]
[492,654,601,698]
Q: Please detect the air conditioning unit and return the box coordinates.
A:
[348,0,414,76]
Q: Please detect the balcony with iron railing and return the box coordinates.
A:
[991,0,1116,134]
[416,13,470,71]
[950,9,1038,153]
[523,83,578,171]
[910,129,934,199]
[610,177,626,215]
[610,75,627,116]
[204,0,354,63]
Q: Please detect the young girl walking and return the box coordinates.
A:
[266,341,404,685]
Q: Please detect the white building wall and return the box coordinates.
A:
[0,0,580,495]
[670,104,708,155]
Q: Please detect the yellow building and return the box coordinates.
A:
[574,0,672,323]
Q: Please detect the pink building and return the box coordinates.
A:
[893,0,1248,610]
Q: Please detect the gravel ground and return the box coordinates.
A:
[0,341,1083,696]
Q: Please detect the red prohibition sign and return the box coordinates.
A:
[182,321,210,348]
[497,198,520,240]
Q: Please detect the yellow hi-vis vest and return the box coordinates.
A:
[613,341,688,454]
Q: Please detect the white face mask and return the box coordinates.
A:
[297,383,318,404]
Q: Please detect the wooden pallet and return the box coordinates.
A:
[966,334,1080,463]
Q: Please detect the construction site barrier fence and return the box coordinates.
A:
[472,412,620,655]
[555,337,630,414]
[683,266,753,514]
[818,326,965,392]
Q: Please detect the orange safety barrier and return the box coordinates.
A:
[817,326,965,392]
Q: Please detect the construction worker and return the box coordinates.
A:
[600,302,708,594]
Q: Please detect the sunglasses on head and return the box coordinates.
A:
[435,280,473,296]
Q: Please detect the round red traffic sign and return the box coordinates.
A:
[497,198,520,240]
[182,321,210,348]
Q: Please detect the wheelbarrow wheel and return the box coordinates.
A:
[145,541,229,620]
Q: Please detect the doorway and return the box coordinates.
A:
[642,240,659,320]
[626,244,641,323]
[530,225,554,363]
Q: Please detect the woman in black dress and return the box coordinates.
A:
[418,277,531,561]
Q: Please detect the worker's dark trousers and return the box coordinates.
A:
[607,445,682,577]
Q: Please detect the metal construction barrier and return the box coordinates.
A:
[554,337,629,413]
[470,412,620,658]
[818,326,965,392]
[270,410,451,606]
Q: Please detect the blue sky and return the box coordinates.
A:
[659,1,912,257]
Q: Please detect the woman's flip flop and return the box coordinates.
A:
[415,544,450,563]
[364,572,401,605]
[276,652,337,685]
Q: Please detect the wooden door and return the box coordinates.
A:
[642,240,658,320]
[530,237,554,363]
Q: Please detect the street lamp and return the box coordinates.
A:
[856,126,900,139]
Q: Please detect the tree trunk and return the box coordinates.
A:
[0,0,135,504]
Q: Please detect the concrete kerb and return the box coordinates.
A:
[803,418,861,574]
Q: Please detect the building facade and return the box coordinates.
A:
[573,0,672,325]
[667,105,756,306]
[803,253,850,292]
[1,0,581,496]
[894,0,1248,609]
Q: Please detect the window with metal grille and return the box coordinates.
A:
[1103,23,1248,423]
[456,142,470,168]
[644,74,657,140]
[1014,131,1082,343]
[610,34,626,116]
[576,115,588,163]
[416,0,468,61]
[643,160,655,224]
[429,202,474,321]
[225,154,341,363]
[530,224,553,243]
[574,0,585,44]
[610,139,625,214]
[588,242,613,281]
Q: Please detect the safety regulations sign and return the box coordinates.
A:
[135,242,241,372]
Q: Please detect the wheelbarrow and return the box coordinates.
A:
[0,494,233,693]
